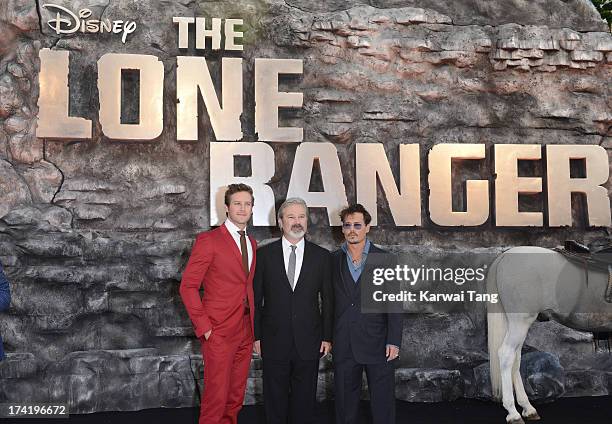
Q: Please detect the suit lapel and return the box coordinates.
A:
[353,244,379,295]
[341,249,365,299]
[273,240,293,291]
[338,251,352,297]
[293,240,310,292]
[220,224,245,276]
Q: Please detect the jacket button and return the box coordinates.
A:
[351,303,354,306]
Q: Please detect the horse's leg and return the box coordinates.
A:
[498,313,535,424]
[511,329,540,420]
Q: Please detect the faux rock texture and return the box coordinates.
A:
[0,0,610,413]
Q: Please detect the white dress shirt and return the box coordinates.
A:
[282,236,305,291]
[224,219,253,270]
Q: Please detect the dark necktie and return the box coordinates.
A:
[238,230,249,276]
[238,230,250,315]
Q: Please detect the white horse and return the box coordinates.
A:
[487,246,612,424]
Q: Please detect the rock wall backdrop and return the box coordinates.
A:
[0,0,611,414]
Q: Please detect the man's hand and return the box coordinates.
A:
[253,340,261,356]
[320,341,332,356]
[204,329,212,340]
[386,344,399,361]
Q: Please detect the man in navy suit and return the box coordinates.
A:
[0,262,11,361]
[332,204,402,424]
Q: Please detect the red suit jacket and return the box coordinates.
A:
[180,225,257,339]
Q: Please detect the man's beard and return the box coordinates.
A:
[288,224,305,239]
[346,233,360,244]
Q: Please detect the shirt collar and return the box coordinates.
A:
[224,218,246,236]
[341,239,371,256]
[282,236,305,251]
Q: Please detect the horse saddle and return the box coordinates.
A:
[555,240,612,303]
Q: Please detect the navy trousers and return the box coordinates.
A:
[334,355,395,424]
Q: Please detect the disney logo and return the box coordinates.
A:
[42,3,136,43]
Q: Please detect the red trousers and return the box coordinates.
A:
[200,314,253,424]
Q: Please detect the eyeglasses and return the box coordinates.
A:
[342,223,363,230]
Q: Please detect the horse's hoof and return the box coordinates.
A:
[523,412,541,421]
[507,418,525,424]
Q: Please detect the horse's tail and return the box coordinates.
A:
[487,252,507,401]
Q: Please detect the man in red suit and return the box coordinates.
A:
[180,183,257,424]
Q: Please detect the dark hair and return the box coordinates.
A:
[339,204,371,225]
[224,183,254,206]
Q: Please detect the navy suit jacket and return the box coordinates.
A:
[332,244,403,364]
[0,263,11,361]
